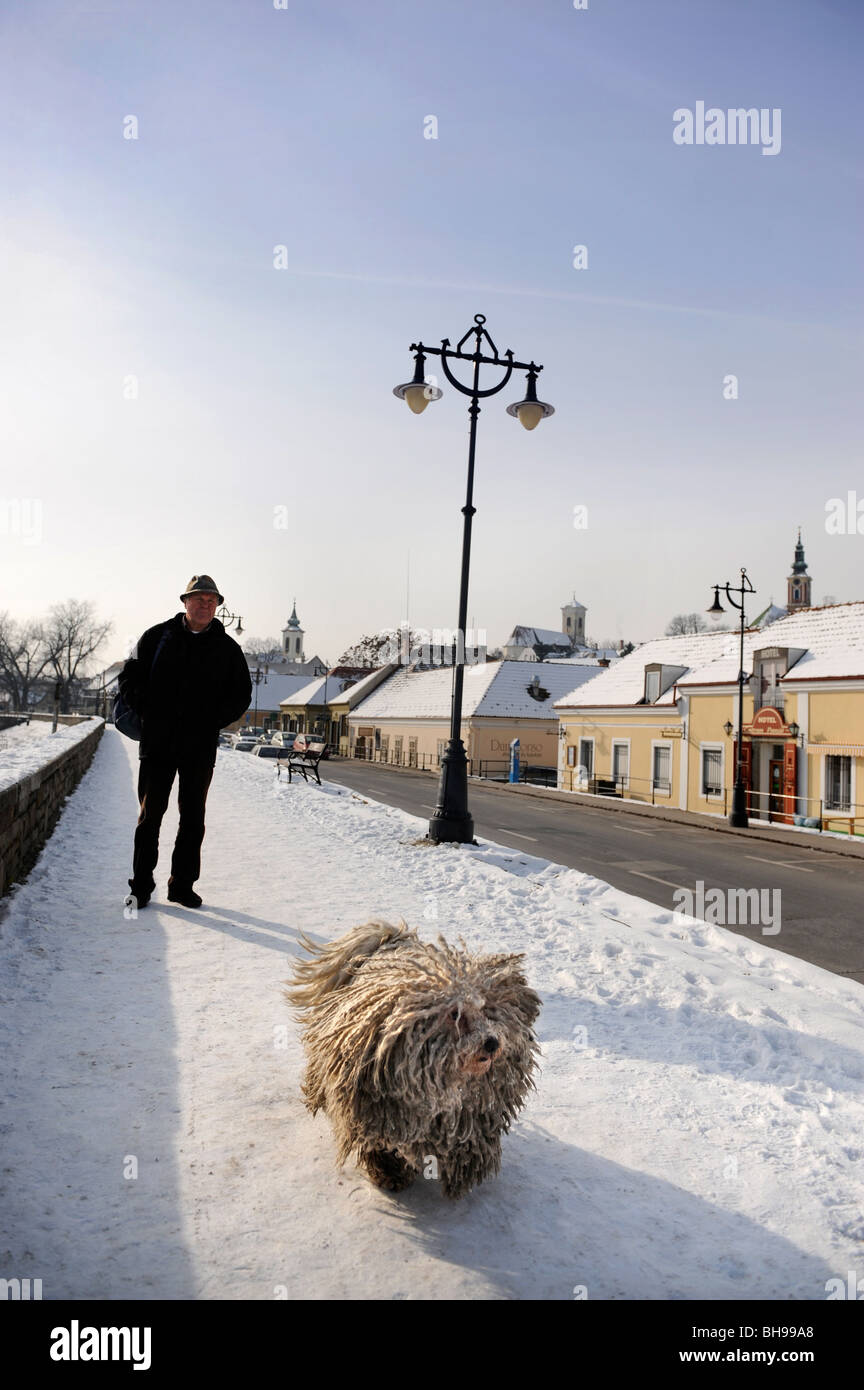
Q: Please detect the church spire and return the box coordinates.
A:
[787,530,811,611]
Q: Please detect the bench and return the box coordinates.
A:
[278,735,327,785]
[589,776,622,798]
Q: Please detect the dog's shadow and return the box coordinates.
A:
[380,1122,840,1300]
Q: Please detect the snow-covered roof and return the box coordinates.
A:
[280,670,367,708]
[546,655,604,666]
[248,671,313,707]
[681,603,864,685]
[751,603,788,629]
[326,665,397,708]
[555,629,737,708]
[350,660,603,721]
[504,625,572,649]
[83,662,124,692]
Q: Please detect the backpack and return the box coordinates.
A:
[112,627,172,741]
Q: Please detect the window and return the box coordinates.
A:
[652,745,671,794]
[567,745,576,767]
[825,755,851,812]
[612,741,629,785]
[701,747,722,798]
[436,739,446,766]
[380,736,389,762]
[394,736,403,764]
[645,669,660,703]
[408,738,417,768]
[578,738,594,778]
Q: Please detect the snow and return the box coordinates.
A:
[556,630,737,708]
[279,671,363,709]
[0,717,103,793]
[351,660,600,721]
[1,726,863,1300]
[242,670,312,707]
[683,602,864,686]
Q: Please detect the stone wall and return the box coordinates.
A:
[0,719,104,897]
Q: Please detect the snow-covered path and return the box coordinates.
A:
[2,727,863,1300]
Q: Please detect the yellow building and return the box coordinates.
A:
[347,659,602,776]
[279,667,374,745]
[556,603,864,836]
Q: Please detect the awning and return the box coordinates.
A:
[805,744,864,755]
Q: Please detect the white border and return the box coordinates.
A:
[699,741,725,801]
[611,737,631,789]
[650,739,673,798]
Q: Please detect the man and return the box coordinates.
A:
[119,575,252,910]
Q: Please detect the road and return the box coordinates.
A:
[321,758,864,984]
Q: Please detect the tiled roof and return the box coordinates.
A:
[555,629,737,708]
[279,672,358,707]
[504,625,572,648]
[350,660,602,721]
[680,603,864,685]
[250,671,313,706]
[326,665,397,708]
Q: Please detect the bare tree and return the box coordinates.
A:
[0,613,51,711]
[339,627,426,668]
[665,612,707,636]
[339,632,395,668]
[42,600,112,712]
[243,636,283,664]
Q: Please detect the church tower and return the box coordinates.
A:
[561,595,587,648]
[787,530,812,612]
[281,600,305,661]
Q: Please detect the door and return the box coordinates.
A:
[768,759,783,821]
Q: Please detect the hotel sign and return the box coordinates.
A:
[744,707,788,735]
[660,728,683,738]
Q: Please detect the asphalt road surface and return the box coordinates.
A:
[321,758,864,985]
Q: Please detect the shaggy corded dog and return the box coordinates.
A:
[287,920,541,1199]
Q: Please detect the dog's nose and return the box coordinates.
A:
[483,1036,499,1055]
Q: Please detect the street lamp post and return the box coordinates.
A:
[251,665,267,732]
[394,314,554,844]
[707,568,756,829]
[217,606,244,636]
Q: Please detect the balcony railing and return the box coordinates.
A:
[752,683,785,713]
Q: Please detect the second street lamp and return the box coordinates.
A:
[394,313,554,844]
[707,568,756,830]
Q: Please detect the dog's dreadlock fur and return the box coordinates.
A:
[286,920,541,1199]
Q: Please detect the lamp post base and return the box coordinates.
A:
[427,739,475,844]
[728,780,749,829]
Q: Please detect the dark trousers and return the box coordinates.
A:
[131,757,214,891]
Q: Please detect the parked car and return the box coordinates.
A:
[251,744,286,758]
[232,734,258,752]
[293,734,330,758]
[270,731,298,748]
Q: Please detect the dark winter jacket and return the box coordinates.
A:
[118,613,252,764]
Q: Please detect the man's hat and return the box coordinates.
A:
[180,574,224,604]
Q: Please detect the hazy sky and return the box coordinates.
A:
[1,0,861,666]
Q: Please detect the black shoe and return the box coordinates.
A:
[126,881,153,910]
[125,890,150,910]
[167,881,203,908]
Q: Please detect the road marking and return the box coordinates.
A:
[745,855,814,873]
[420,804,437,810]
[494,829,539,842]
[628,870,685,889]
[613,824,654,836]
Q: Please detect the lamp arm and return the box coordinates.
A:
[440,341,515,398]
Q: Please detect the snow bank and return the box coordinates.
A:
[1,729,862,1300]
[0,717,103,793]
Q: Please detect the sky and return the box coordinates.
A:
[0,0,861,666]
